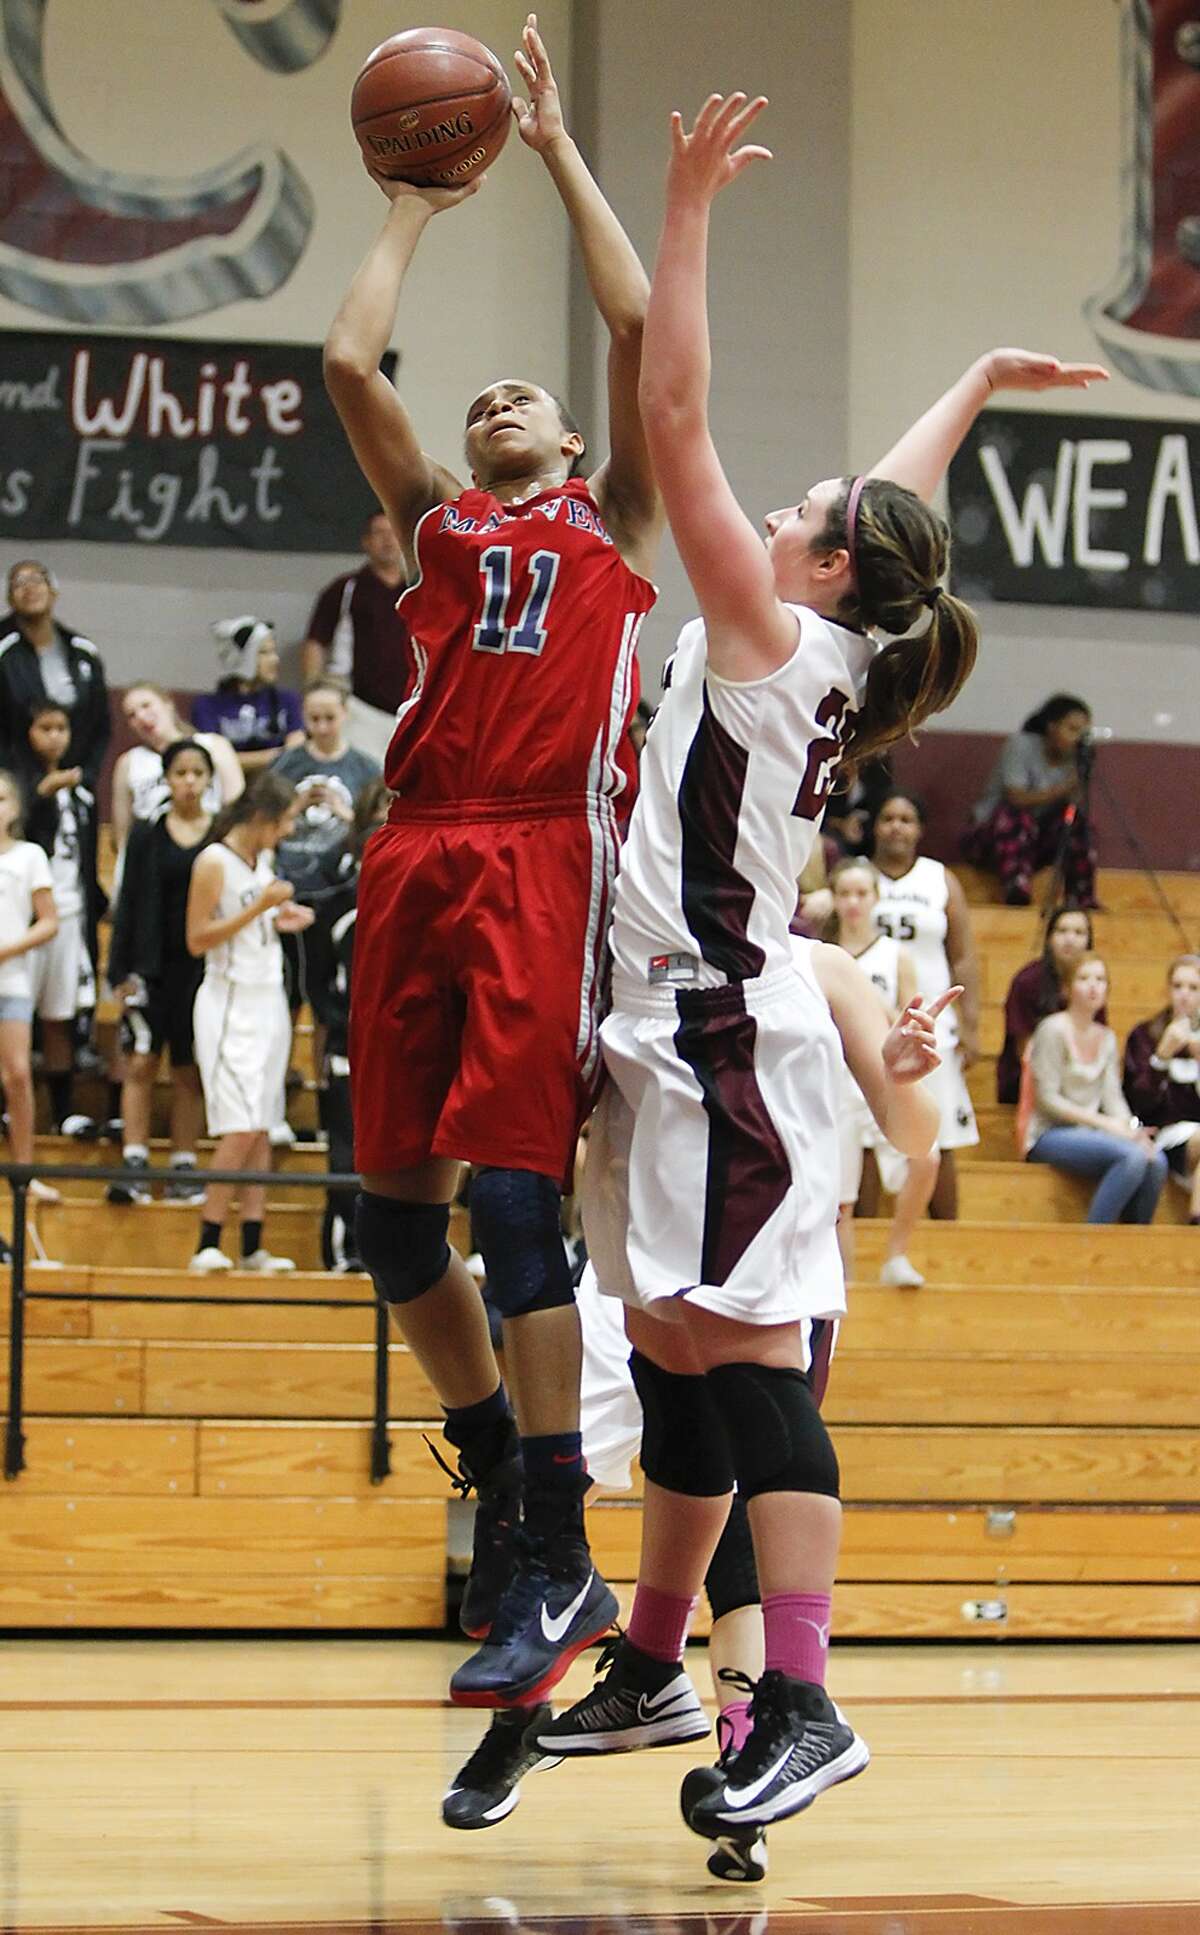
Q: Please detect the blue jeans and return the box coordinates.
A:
[1027,1126,1168,1224]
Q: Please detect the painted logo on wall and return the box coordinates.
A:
[0,0,341,326]
[1086,0,1200,397]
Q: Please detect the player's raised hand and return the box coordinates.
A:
[883,987,963,1085]
[981,348,1109,393]
[512,14,566,152]
[667,93,771,205]
[363,156,484,215]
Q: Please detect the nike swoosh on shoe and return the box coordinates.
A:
[540,1570,595,1644]
[635,1688,698,1724]
[722,1744,795,1808]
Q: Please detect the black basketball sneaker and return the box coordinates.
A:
[425,1432,522,1640]
[679,1672,768,1882]
[686,1672,869,1837]
[534,1633,710,1755]
[441,1705,562,1830]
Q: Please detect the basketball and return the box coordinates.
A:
[350,27,512,189]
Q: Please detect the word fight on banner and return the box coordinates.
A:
[0,331,394,554]
[948,407,1200,613]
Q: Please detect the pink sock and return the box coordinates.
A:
[626,1583,696,1664]
[763,1591,832,1685]
[717,1698,753,1756]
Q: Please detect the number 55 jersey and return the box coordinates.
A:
[351,478,655,1184]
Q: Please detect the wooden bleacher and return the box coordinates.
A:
[2,866,1199,1637]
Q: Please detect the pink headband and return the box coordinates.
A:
[844,475,867,590]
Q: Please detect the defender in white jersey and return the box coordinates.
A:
[533,92,1109,1843]
[185,774,313,1275]
[824,857,940,1288]
[870,792,982,1216]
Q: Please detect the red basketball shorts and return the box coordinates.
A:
[350,801,617,1183]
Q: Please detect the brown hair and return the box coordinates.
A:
[824,856,880,944]
[1069,952,1109,997]
[350,776,392,862]
[823,477,979,771]
[302,675,351,704]
[1147,952,1200,1037]
[211,770,295,844]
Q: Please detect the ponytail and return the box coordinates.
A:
[210,769,295,845]
[823,476,980,773]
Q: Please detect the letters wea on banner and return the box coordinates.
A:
[948,408,1200,614]
[0,332,394,554]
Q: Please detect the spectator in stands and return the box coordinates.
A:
[1123,954,1200,1225]
[106,740,215,1206]
[0,768,60,1232]
[827,858,940,1287]
[19,702,104,1136]
[996,906,1096,1103]
[0,561,110,790]
[301,510,408,762]
[869,791,980,1217]
[825,755,893,858]
[112,684,243,853]
[1024,954,1166,1222]
[271,679,382,900]
[964,692,1097,908]
[194,618,304,777]
[305,776,391,1271]
[186,773,312,1275]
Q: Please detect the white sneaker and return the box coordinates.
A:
[879,1254,924,1288]
[267,1123,296,1149]
[28,1178,61,1205]
[190,1246,234,1273]
[241,1248,296,1274]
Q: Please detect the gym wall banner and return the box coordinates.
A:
[0,330,394,553]
[948,407,1200,614]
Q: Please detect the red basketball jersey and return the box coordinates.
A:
[387,477,654,810]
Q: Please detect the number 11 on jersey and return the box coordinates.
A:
[474,546,561,657]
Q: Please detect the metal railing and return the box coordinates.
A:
[2,1160,392,1486]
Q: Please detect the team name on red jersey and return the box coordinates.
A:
[437,494,613,543]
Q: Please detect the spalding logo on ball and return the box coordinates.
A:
[351,27,512,188]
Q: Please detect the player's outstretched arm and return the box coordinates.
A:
[812,943,947,1160]
[640,94,795,682]
[869,349,1109,506]
[324,175,474,566]
[512,14,661,573]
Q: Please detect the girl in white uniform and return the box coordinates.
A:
[537,91,1096,1841]
[870,791,981,1217]
[0,769,60,1222]
[824,858,940,1287]
[186,774,313,1274]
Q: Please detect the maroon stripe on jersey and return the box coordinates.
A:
[807,1317,835,1408]
[677,687,765,982]
[673,989,791,1287]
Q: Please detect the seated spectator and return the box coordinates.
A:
[270,679,382,899]
[301,510,408,762]
[18,702,104,1135]
[1123,954,1200,1226]
[996,906,1096,1103]
[0,560,110,790]
[106,740,215,1206]
[964,692,1097,907]
[113,684,243,852]
[826,857,940,1287]
[1023,954,1166,1223]
[305,777,391,1271]
[825,755,893,858]
[0,767,60,1230]
[194,618,304,777]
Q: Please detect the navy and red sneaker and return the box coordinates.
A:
[450,1525,618,1709]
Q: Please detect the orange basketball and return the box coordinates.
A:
[350,27,512,188]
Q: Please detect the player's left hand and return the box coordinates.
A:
[883,987,962,1085]
[513,14,566,153]
[981,349,1109,394]
[667,93,772,205]
[274,901,315,934]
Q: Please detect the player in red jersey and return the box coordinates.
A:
[324,13,662,1730]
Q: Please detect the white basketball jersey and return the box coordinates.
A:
[204,843,283,988]
[875,855,955,1038]
[611,608,880,992]
[846,932,901,1015]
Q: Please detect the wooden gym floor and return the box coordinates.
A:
[1,1635,1197,1932]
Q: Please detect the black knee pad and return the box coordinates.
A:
[355,1192,450,1305]
[630,1349,735,1498]
[704,1492,760,1620]
[470,1166,573,1318]
[705,1360,840,1501]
